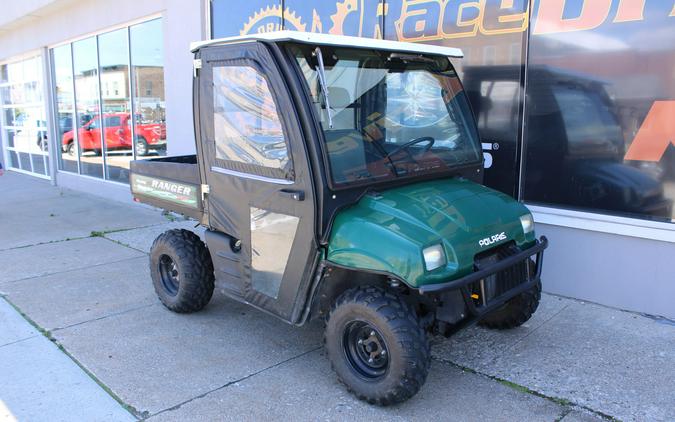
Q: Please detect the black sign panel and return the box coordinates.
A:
[523,0,674,222]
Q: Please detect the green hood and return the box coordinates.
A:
[327,178,535,288]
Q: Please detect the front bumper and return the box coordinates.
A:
[150,138,167,147]
[420,236,548,318]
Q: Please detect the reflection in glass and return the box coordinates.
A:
[212,66,288,170]
[524,58,673,221]
[0,55,49,176]
[130,19,167,159]
[383,0,528,197]
[521,1,675,223]
[292,45,480,188]
[52,44,78,173]
[99,28,132,183]
[73,37,103,179]
[250,208,299,299]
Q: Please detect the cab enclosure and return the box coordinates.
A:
[131,30,546,331]
[130,30,547,406]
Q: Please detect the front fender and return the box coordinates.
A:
[327,217,427,286]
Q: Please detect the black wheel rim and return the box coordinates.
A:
[343,321,389,379]
[158,254,180,296]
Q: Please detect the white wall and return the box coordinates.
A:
[538,223,675,320]
[162,0,206,156]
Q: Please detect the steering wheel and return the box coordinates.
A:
[386,136,435,159]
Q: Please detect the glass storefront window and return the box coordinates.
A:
[51,17,167,183]
[130,19,167,160]
[523,1,674,224]
[99,28,132,183]
[0,55,49,178]
[52,44,78,173]
[73,36,104,179]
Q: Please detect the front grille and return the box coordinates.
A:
[470,242,531,307]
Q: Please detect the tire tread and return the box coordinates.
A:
[325,286,430,406]
[150,229,214,313]
[479,281,541,329]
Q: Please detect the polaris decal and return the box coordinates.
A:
[478,232,507,247]
[131,174,199,208]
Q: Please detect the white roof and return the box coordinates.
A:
[190,30,463,58]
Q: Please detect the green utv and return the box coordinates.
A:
[130,31,547,405]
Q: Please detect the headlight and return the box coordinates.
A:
[520,214,535,234]
[423,244,446,271]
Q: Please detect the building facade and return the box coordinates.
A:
[1,0,674,318]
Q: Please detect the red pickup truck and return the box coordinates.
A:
[62,113,166,156]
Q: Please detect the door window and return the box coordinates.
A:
[212,65,290,173]
[250,208,299,299]
[104,116,121,127]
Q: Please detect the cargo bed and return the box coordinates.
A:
[130,155,204,221]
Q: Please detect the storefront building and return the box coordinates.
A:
[1,0,673,318]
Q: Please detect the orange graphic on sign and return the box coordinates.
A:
[624,101,675,162]
[613,0,647,23]
[533,0,612,34]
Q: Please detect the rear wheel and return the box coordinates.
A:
[150,229,214,313]
[325,286,430,406]
[136,136,148,156]
[479,280,541,329]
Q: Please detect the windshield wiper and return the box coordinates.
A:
[314,47,333,129]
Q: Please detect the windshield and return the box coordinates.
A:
[289,44,482,188]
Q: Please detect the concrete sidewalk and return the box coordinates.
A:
[1,171,674,421]
[0,296,135,421]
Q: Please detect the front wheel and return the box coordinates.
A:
[325,286,430,406]
[149,229,214,313]
[479,280,541,329]
[66,141,76,156]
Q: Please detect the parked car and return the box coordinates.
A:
[61,113,166,156]
[58,113,93,137]
[36,120,48,151]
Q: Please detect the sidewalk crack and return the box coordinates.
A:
[0,334,40,349]
[1,295,141,419]
[507,302,572,351]
[554,407,573,422]
[144,346,322,420]
[51,303,157,333]
[0,255,146,285]
[432,357,616,421]
[0,222,164,253]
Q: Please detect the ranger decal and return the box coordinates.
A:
[131,174,199,208]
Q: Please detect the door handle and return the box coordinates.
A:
[279,189,304,201]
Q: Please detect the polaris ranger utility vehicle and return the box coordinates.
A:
[130,31,547,405]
